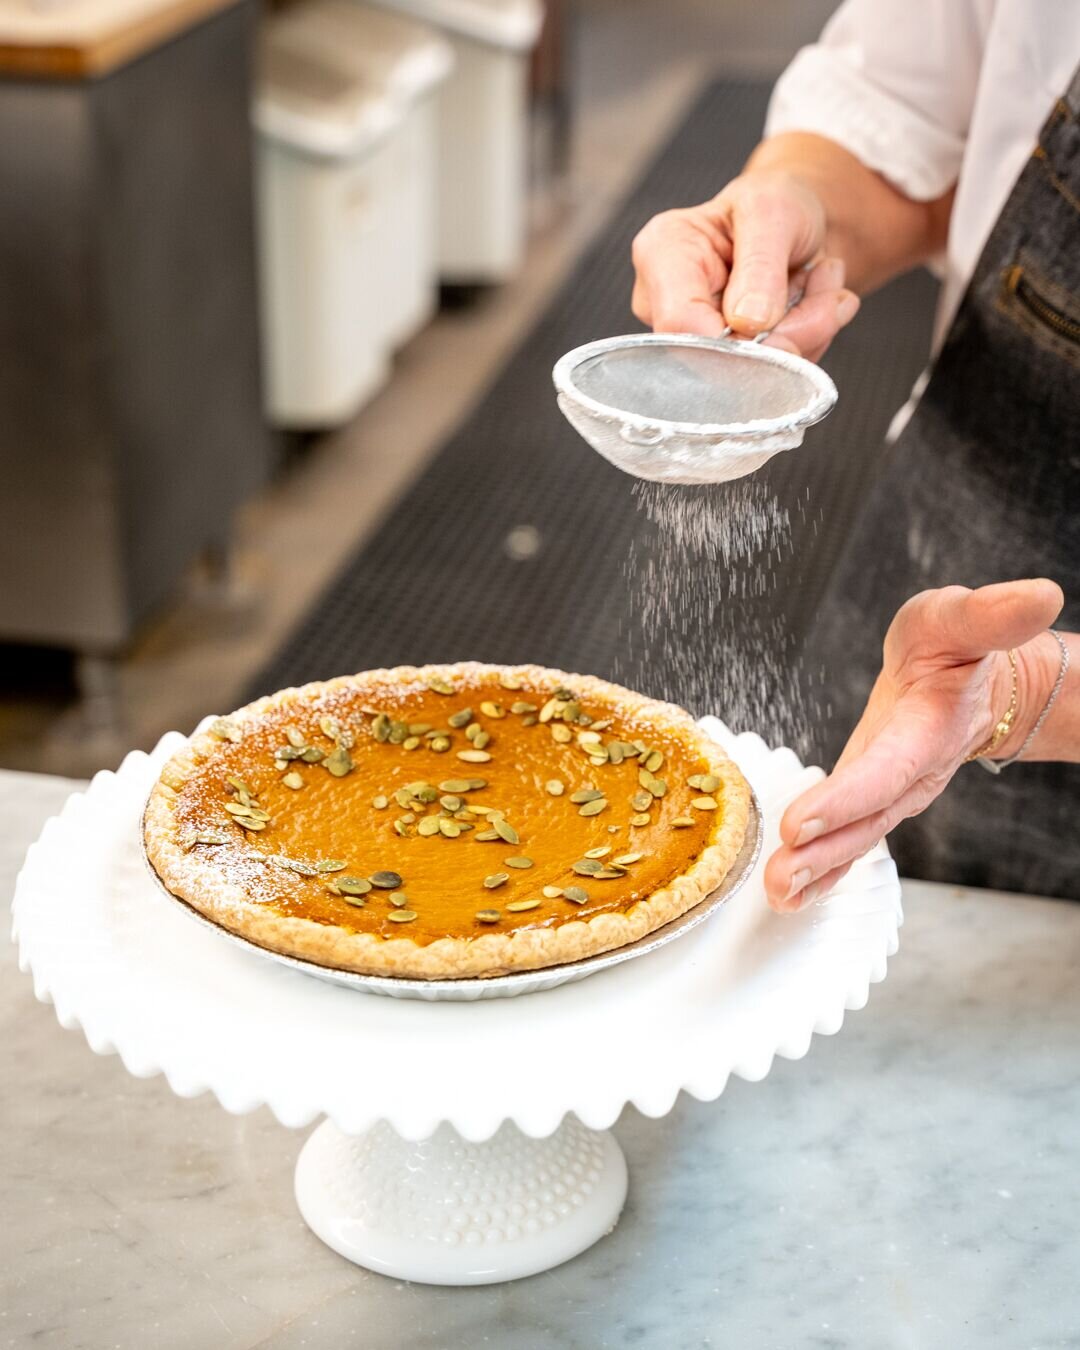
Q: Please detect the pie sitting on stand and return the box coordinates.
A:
[143,664,751,980]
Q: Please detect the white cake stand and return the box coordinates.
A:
[12,718,901,1286]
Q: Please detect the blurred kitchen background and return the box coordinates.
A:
[2,0,931,778]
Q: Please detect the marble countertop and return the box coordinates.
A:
[4,768,1079,1349]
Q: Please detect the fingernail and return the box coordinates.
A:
[794,817,826,847]
[798,881,823,909]
[733,293,771,326]
[785,867,813,901]
[836,290,860,325]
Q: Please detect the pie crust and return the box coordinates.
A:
[143,663,751,979]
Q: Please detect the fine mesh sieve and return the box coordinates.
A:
[552,331,838,485]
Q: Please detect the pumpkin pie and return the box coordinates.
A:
[143,663,751,979]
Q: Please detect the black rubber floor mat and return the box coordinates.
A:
[247,79,937,744]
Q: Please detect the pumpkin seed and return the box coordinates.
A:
[369,870,403,889]
[438,778,473,793]
[474,731,492,750]
[493,818,519,845]
[226,775,253,796]
[551,724,572,744]
[594,868,626,880]
[538,698,561,723]
[284,725,305,748]
[510,701,537,715]
[438,818,461,839]
[372,713,391,742]
[465,722,482,742]
[268,855,318,877]
[692,796,718,811]
[483,873,509,889]
[542,885,564,899]
[638,769,667,798]
[671,817,696,829]
[614,852,644,866]
[498,673,523,690]
[584,846,611,859]
[372,794,388,809]
[427,677,454,695]
[408,723,432,736]
[563,886,588,905]
[479,701,505,719]
[282,771,304,790]
[577,731,601,746]
[631,791,652,812]
[191,831,228,847]
[440,795,463,812]
[393,821,409,837]
[315,859,348,873]
[403,737,420,751]
[275,745,302,761]
[325,746,354,777]
[545,779,565,796]
[340,894,367,908]
[319,715,341,739]
[417,817,441,837]
[572,859,602,876]
[591,719,612,732]
[630,813,652,827]
[457,749,491,763]
[475,830,500,841]
[687,773,721,792]
[507,899,541,913]
[388,891,409,907]
[562,701,582,723]
[521,714,538,727]
[209,717,242,743]
[387,910,418,923]
[300,746,326,764]
[430,736,451,753]
[448,708,473,729]
[504,856,533,869]
[338,876,372,896]
[607,742,625,765]
[570,788,604,805]
[388,721,409,745]
[644,750,665,773]
[475,909,502,923]
[578,798,608,817]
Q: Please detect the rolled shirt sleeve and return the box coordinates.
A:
[765,0,990,201]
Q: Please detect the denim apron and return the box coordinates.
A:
[809,65,1080,900]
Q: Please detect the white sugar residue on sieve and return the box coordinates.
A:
[617,479,825,759]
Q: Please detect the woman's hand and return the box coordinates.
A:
[765,579,1066,913]
[630,170,861,361]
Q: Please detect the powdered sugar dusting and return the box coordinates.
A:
[618,480,820,758]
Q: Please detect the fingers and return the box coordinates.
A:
[889,580,1065,669]
[763,287,860,361]
[721,178,825,335]
[766,775,933,911]
[631,206,732,336]
[778,695,956,852]
[769,862,853,915]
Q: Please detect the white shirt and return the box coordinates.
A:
[766,0,1080,349]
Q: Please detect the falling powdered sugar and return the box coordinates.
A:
[617,478,821,758]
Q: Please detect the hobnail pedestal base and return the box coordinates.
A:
[294,1117,628,1285]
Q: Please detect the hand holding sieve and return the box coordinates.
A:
[552,288,838,485]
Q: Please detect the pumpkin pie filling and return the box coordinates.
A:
[146,664,751,977]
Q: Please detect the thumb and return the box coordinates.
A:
[722,186,820,335]
[894,579,1064,667]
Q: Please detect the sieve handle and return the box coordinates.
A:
[718,272,809,343]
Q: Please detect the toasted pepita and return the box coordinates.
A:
[483,873,509,889]
[578,798,608,817]
[282,771,304,790]
[691,796,718,810]
[504,856,533,869]
[545,779,565,796]
[475,909,501,923]
[563,886,588,905]
[493,818,519,845]
[448,708,473,729]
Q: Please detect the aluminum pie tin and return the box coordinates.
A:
[140,793,763,1002]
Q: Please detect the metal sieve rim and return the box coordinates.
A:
[551,332,838,439]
